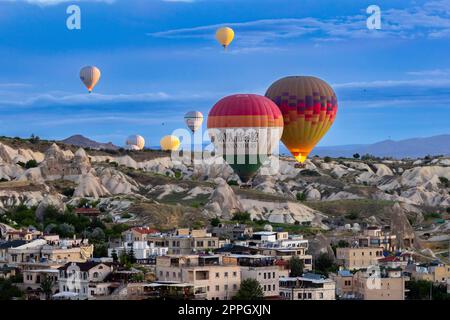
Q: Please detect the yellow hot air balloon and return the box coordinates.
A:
[160,135,181,151]
[265,76,338,163]
[215,27,234,49]
[80,66,101,93]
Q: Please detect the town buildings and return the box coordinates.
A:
[336,247,384,270]
[155,254,241,300]
[332,268,408,300]
[279,273,336,300]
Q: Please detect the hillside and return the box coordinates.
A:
[0,136,449,256]
[313,134,450,158]
[61,135,119,151]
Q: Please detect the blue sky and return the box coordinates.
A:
[0,0,449,148]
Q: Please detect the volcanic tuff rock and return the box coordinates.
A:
[203,179,244,219]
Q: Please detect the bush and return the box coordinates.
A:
[210,217,221,227]
[439,177,449,188]
[353,153,360,159]
[62,188,75,197]
[296,192,307,202]
[345,212,359,220]
[227,180,239,186]
[324,156,332,163]
[25,159,38,169]
[232,212,251,223]
[121,213,132,219]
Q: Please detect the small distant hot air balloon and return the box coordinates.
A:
[126,135,145,150]
[184,111,204,133]
[215,27,234,49]
[80,66,101,93]
[160,135,181,151]
[207,94,284,183]
[265,76,338,163]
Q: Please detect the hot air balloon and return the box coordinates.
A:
[215,27,234,49]
[160,135,181,151]
[126,135,145,150]
[265,76,338,163]
[80,66,101,93]
[125,144,141,151]
[184,111,204,133]
[207,94,284,183]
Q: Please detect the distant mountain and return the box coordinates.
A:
[312,134,450,159]
[61,135,119,151]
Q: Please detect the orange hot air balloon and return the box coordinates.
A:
[265,76,338,163]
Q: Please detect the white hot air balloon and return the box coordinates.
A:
[125,135,145,150]
[80,66,101,93]
[184,111,204,133]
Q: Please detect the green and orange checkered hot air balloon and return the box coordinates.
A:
[265,76,338,163]
[207,94,284,183]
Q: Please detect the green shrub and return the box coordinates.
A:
[25,159,38,169]
[296,192,307,202]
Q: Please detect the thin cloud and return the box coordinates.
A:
[149,0,450,44]
[0,0,115,5]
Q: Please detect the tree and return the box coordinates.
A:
[314,253,335,276]
[111,249,118,262]
[353,153,360,159]
[127,247,137,264]
[232,212,251,223]
[233,279,264,300]
[210,217,221,227]
[40,275,54,300]
[0,279,23,300]
[289,256,304,277]
[406,280,450,300]
[337,240,350,248]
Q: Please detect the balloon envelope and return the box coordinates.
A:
[184,111,204,133]
[207,94,283,183]
[126,135,145,150]
[160,135,181,151]
[215,27,235,49]
[80,66,101,93]
[265,76,338,163]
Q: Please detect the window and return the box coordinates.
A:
[233,284,237,290]
[264,273,267,279]
[215,285,219,291]
[224,285,228,291]
[264,285,266,291]
[215,272,220,278]
[273,284,275,291]
[319,292,324,299]
[224,272,228,277]
[93,272,99,278]
[233,272,237,277]
[308,293,312,299]
[273,272,275,278]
